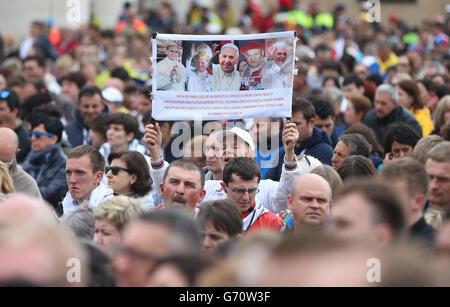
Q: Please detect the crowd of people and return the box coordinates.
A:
[1,0,450,287]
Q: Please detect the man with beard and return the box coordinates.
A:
[239,41,266,90]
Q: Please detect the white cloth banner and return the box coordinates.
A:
[151,31,296,121]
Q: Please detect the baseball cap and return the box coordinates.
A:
[434,33,449,46]
[216,127,255,152]
[102,87,123,103]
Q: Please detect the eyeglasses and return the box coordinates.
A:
[0,90,10,99]
[229,187,258,196]
[105,166,131,175]
[29,131,56,139]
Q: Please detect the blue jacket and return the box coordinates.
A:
[23,144,67,206]
[65,109,89,148]
[264,128,334,181]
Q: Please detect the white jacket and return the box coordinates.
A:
[149,155,322,213]
[62,183,114,216]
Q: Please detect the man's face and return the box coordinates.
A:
[274,46,287,67]
[315,115,334,137]
[93,218,122,257]
[245,49,263,68]
[329,193,377,244]
[390,141,413,159]
[219,47,238,73]
[0,101,16,126]
[115,221,171,287]
[222,135,254,163]
[23,60,44,78]
[79,94,103,126]
[425,159,450,209]
[291,111,313,143]
[65,155,103,203]
[30,123,57,152]
[137,94,152,115]
[204,133,225,174]
[287,178,331,228]
[374,92,396,119]
[161,166,205,212]
[224,174,259,213]
[343,83,363,100]
[166,46,178,61]
[61,80,79,102]
[332,141,352,170]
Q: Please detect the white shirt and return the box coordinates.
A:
[212,64,240,91]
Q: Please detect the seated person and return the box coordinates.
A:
[23,113,67,206]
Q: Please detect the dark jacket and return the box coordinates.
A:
[264,128,334,181]
[65,109,89,148]
[409,216,437,247]
[23,144,67,206]
[363,106,423,144]
[14,122,31,164]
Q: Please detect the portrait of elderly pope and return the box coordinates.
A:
[262,42,289,89]
[187,43,214,92]
[212,43,241,92]
[239,41,266,90]
[157,41,186,91]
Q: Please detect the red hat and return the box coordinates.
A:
[241,41,265,54]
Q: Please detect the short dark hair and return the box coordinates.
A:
[380,157,428,198]
[336,179,406,237]
[29,113,64,143]
[89,113,110,135]
[106,113,139,139]
[24,77,48,93]
[292,97,315,121]
[339,134,371,157]
[312,98,335,119]
[322,76,340,88]
[23,55,45,68]
[337,155,377,181]
[222,157,261,186]
[163,159,205,189]
[383,122,420,154]
[78,85,102,102]
[68,145,105,174]
[314,43,331,54]
[62,71,87,90]
[429,83,450,100]
[108,150,152,196]
[0,88,20,111]
[111,67,130,82]
[343,73,364,88]
[320,60,342,75]
[343,124,384,156]
[197,199,242,237]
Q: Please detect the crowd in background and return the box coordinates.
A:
[0,0,450,287]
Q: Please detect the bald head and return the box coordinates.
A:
[0,127,19,163]
[288,174,332,229]
[291,173,332,200]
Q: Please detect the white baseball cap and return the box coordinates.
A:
[102,87,123,103]
[216,127,255,152]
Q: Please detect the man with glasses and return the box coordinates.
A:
[0,89,31,163]
[0,127,41,199]
[61,145,113,216]
[23,114,67,207]
[115,208,201,287]
[221,157,284,232]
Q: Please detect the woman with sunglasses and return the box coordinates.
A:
[23,113,67,207]
[106,150,154,210]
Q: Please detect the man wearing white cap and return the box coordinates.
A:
[102,87,129,114]
[157,41,186,91]
[143,122,322,214]
[213,43,241,91]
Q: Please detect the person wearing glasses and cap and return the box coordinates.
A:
[23,113,67,207]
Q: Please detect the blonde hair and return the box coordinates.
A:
[93,195,147,231]
[0,161,14,194]
[434,95,450,130]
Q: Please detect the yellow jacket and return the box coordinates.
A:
[411,106,434,137]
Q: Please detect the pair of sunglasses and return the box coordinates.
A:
[29,131,56,139]
[105,166,131,176]
[0,90,10,99]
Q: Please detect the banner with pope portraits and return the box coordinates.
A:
[151,31,296,121]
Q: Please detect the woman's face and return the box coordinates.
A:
[344,101,360,126]
[93,218,122,257]
[107,158,135,195]
[396,86,413,108]
[106,124,132,149]
[201,221,230,253]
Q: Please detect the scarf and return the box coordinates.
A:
[27,144,60,178]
